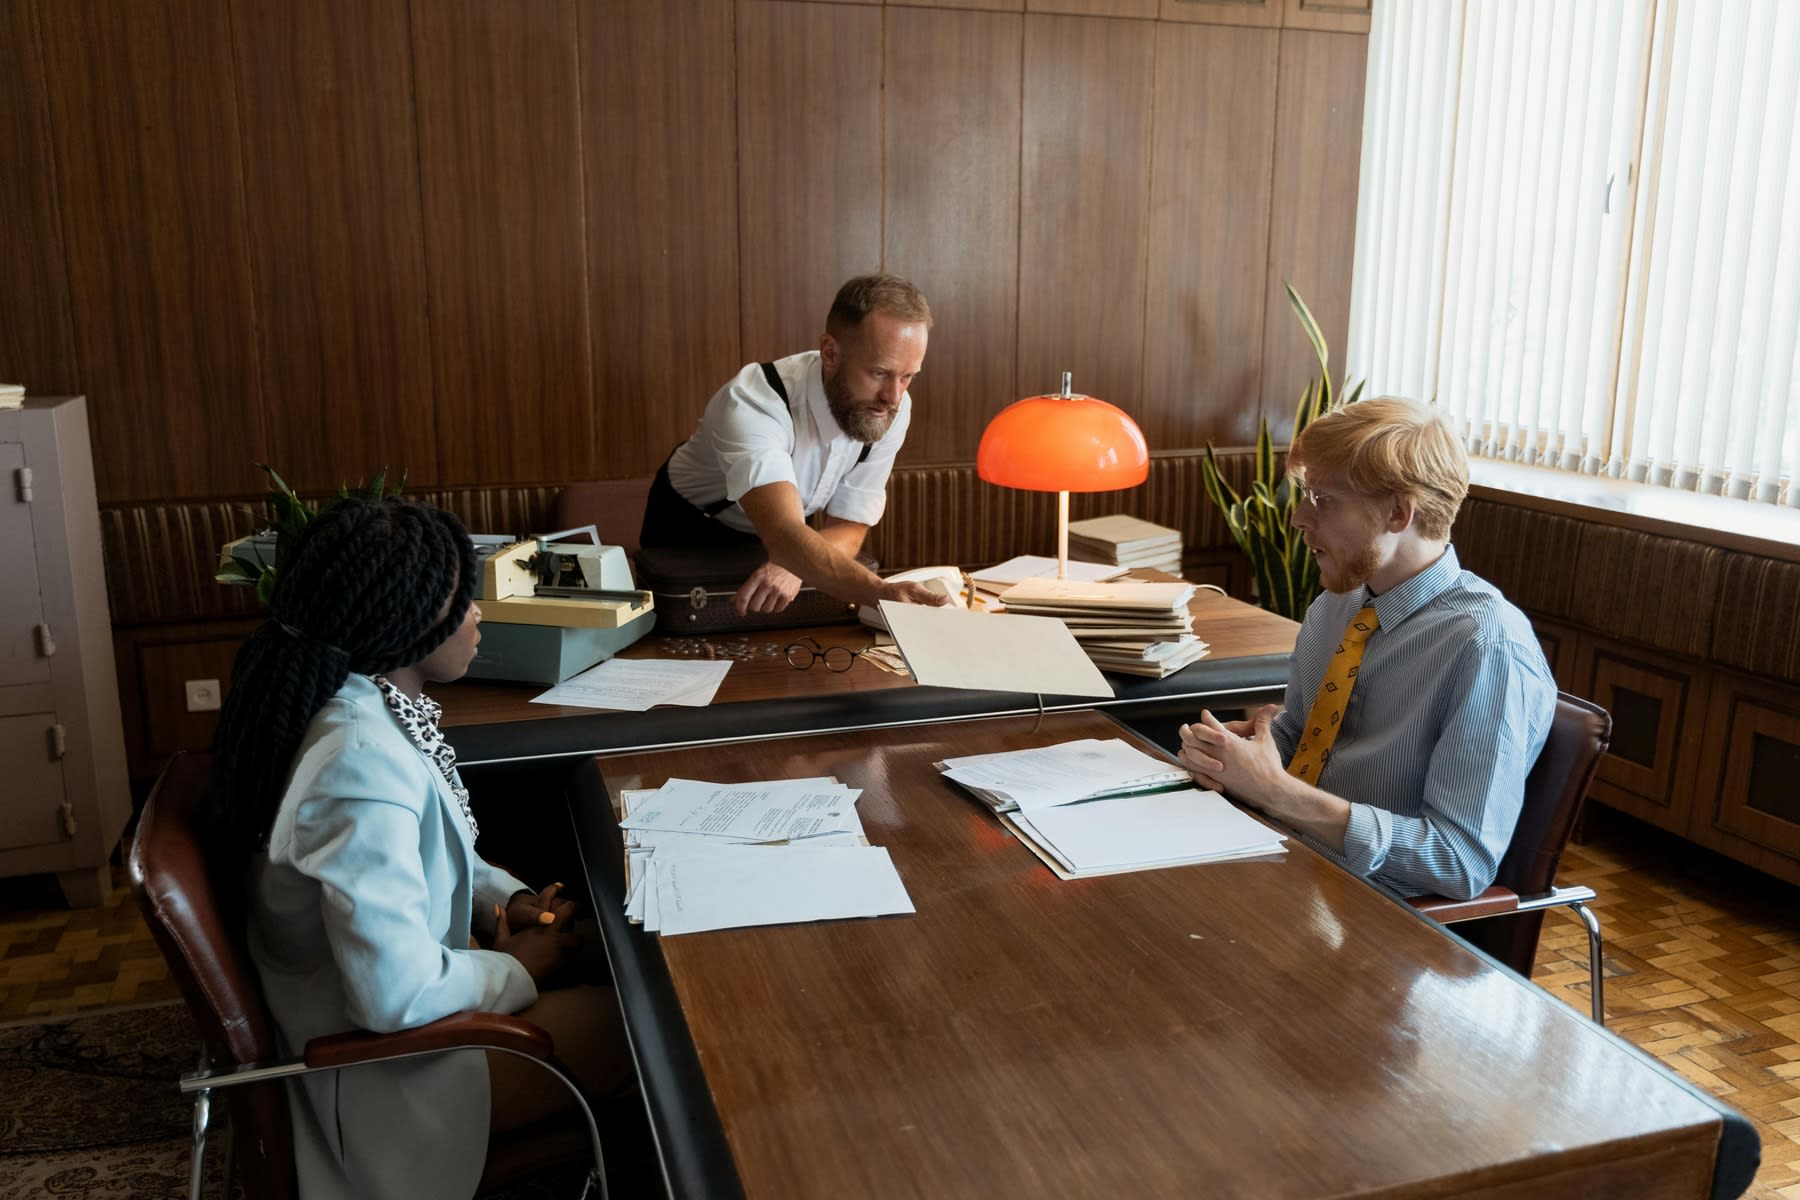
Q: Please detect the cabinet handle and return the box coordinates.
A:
[49,723,67,759]
[34,623,55,657]
[13,466,30,503]
[59,799,76,837]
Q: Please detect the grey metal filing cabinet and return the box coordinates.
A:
[0,396,129,906]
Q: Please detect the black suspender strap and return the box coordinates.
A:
[700,363,789,516]
[702,361,869,516]
[759,360,788,405]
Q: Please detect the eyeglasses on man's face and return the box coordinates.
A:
[785,637,863,673]
[1294,482,1343,513]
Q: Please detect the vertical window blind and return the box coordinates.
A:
[1347,0,1800,508]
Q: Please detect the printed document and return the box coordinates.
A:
[644,843,915,936]
[940,738,1188,811]
[619,777,864,841]
[531,657,731,711]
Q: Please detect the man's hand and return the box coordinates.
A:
[1178,705,1286,803]
[1179,705,1353,852]
[733,560,804,615]
[877,579,953,607]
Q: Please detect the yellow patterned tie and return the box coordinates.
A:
[1287,606,1379,784]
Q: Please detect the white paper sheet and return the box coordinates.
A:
[940,738,1188,810]
[1009,788,1284,873]
[650,844,915,936]
[530,657,732,711]
[970,554,1128,586]
[878,602,1113,698]
[619,778,864,841]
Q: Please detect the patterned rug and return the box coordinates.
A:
[0,1002,609,1199]
[0,1001,226,1199]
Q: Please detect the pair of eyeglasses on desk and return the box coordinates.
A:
[784,636,867,673]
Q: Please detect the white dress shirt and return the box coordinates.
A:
[665,351,911,535]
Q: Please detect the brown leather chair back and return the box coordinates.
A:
[128,751,297,1200]
[1459,692,1612,975]
[554,478,654,559]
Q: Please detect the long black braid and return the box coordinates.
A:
[208,497,477,861]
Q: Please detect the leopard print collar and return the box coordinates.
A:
[368,674,478,841]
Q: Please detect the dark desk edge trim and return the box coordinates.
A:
[567,759,744,1200]
[448,654,1291,766]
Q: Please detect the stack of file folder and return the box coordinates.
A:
[966,553,1126,610]
[617,777,915,935]
[998,577,1209,678]
[1067,514,1183,577]
[938,739,1285,878]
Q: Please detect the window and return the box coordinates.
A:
[1346,0,1799,508]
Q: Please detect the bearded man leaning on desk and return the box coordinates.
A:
[1178,397,1557,901]
[639,272,952,619]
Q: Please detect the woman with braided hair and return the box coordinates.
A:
[211,497,629,1199]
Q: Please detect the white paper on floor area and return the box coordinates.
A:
[878,601,1112,698]
[530,657,732,711]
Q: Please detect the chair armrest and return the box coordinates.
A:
[304,1011,552,1071]
[1407,885,1521,923]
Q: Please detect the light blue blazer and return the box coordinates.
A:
[248,674,537,1200]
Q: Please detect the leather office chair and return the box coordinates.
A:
[128,751,607,1200]
[554,478,654,560]
[1407,692,1613,1023]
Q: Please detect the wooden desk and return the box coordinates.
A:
[443,588,1298,766]
[561,711,1756,1200]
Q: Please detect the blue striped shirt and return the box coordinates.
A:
[1271,546,1556,900]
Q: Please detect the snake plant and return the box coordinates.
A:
[1201,284,1364,621]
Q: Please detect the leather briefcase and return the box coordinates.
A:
[634,543,869,635]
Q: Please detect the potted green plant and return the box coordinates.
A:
[1201,284,1364,621]
[216,465,406,607]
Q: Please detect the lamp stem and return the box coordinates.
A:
[1057,489,1070,580]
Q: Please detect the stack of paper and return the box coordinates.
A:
[618,777,915,935]
[938,738,1190,813]
[997,578,1209,679]
[936,739,1284,878]
[1067,514,1183,577]
[967,554,1127,609]
[1005,788,1286,878]
[0,384,23,411]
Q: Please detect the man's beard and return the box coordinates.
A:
[824,371,897,444]
[1317,537,1383,594]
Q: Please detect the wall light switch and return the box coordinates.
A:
[184,679,222,712]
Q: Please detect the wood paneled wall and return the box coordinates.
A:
[0,0,1367,506]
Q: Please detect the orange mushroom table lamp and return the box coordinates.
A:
[976,372,1150,579]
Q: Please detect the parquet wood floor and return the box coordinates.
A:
[1533,808,1800,1200]
[2,811,1796,1197]
[0,864,179,1020]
